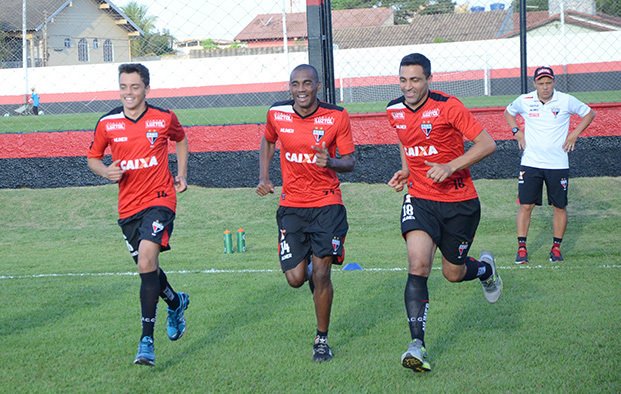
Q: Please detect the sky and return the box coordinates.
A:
[111,0,512,41]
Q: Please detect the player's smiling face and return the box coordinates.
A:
[399,64,430,110]
[289,68,320,116]
[119,72,149,116]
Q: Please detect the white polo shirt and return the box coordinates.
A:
[506,90,591,169]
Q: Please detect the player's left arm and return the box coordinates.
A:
[174,135,188,193]
[425,130,496,183]
[563,109,596,152]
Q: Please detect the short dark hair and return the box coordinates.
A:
[399,53,431,78]
[118,63,150,87]
[290,64,319,83]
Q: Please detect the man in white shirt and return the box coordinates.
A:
[504,66,595,264]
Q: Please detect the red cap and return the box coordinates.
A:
[534,66,555,80]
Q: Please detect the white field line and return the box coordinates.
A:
[1,264,620,281]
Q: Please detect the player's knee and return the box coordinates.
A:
[442,266,463,282]
[284,271,306,288]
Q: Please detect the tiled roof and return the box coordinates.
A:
[235,7,394,41]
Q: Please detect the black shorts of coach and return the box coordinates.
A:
[518,165,569,208]
[118,206,176,263]
[400,195,481,265]
[275,204,348,272]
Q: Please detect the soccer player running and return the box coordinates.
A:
[386,53,502,372]
[256,64,355,362]
[505,66,595,264]
[87,63,190,367]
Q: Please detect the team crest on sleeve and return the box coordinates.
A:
[313,128,325,143]
[146,131,158,146]
[421,123,432,138]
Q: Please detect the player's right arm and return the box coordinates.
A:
[388,142,410,192]
[87,158,124,182]
[256,136,275,196]
[505,101,525,150]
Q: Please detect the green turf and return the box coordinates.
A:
[1,90,619,134]
[0,178,619,392]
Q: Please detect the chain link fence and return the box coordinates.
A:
[0,0,619,132]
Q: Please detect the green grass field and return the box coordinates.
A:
[2,90,620,134]
[1,178,619,392]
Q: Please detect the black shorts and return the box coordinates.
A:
[518,166,569,208]
[275,204,348,272]
[118,206,175,263]
[400,195,480,265]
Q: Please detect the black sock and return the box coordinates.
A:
[139,270,160,339]
[158,269,179,310]
[553,238,562,248]
[462,257,492,281]
[518,237,527,248]
[404,274,429,345]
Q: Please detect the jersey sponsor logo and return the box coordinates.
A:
[421,123,432,138]
[280,127,294,134]
[146,119,165,128]
[314,116,334,125]
[120,155,159,171]
[105,122,125,131]
[146,131,158,145]
[331,237,341,254]
[274,112,293,122]
[113,136,128,142]
[528,113,540,118]
[391,111,405,120]
[396,124,406,129]
[285,151,316,164]
[422,108,440,118]
[313,128,324,143]
[403,145,438,157]
[151,220,164,236]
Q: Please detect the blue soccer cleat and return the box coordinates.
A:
[167,291,190,341]
[134,336,155,366]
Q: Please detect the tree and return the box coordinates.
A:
[331,0,455,24]
[121,1,173,57]
[596,0,621,17]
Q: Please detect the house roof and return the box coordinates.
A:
[502,10,621,37]
[0,0,143,35]
[334,10,509,48]
[334,9,621,48]
[235,7,394,42]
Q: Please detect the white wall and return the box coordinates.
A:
[2,31,620,97]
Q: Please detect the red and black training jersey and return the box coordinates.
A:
[265,100,355,208]
[87,104,186,219]
[386,91,483,202]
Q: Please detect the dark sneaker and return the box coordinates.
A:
[167,292,190,341]
[401,339,431,372]
[134,336,155,366]
[312,336,333,362]
[515,246,529,265]
[480,251,503,303]
[549,247,564,263]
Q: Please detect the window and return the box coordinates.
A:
[92,38,99,49]
[103,39,113,62]
[78,38,88,62]
[64,38,71,48]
